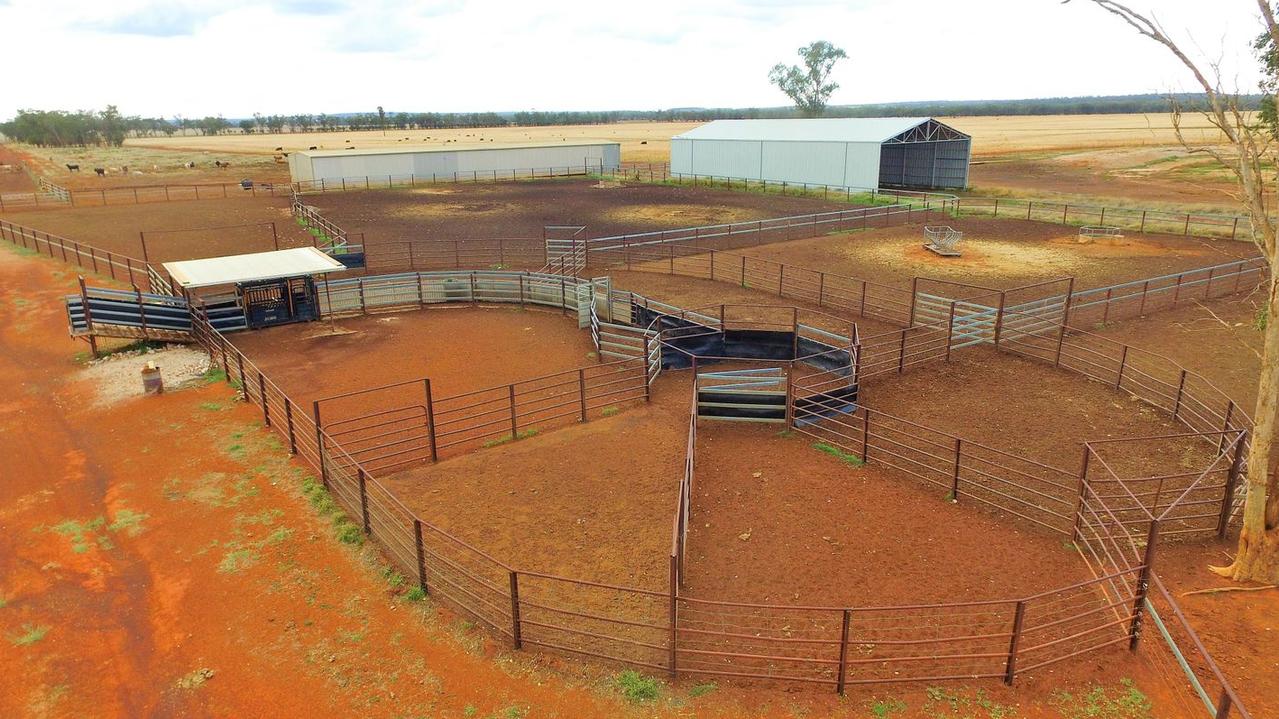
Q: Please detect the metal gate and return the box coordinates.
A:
[542,225,588,275]
[240,276,319,329]
[913,292,997,349]
[696,368,788,423]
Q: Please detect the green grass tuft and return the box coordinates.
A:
[615,670,660,703]
[688,681,717,698]
[600,406,620,417]
[813,442,864,467]
[481,428,538,448]
[11,623,49,646]
[1052,679,1152,719]
[404,586,427,602]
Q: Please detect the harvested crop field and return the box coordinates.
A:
[735,218,1258,290]
[311,178,858,245]
[1,197,314,264]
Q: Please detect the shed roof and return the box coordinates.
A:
[296,141,619,159]
[672,118,959,143]
[163,247,345,289]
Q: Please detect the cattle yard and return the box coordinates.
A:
[0,167,1266,718]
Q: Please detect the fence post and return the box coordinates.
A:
[1172,370,1187,419]
[1217,432,1247,537]
[508,571,522,649]
[897,330,906,373]
[1072,446,1091,542]
[668,554,678,677]
[313,400,327,487]
[578,369,588,422]
[1004,600,1027,685]
[908,277,919,326]
[424,377,438,463]
[951,438,962,500]
[1115,346,1129,390]
[258,372,270,426]
[1129,520,1160,650]
[508,385,518,439]
[236,354,247,401]
[1137,280,1150,316]
[358,468,371,534]
[1140,210,1147,233]
[414,518,429,594]
[993,292,1007,348]
[285,401,297,454]
[836,608,851,695]
[1219,401,1236,452]
[861,407,871,462]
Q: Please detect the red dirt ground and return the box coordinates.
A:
[230,305,598,415]
[738,218,1258,291]
[1,197,314,265]
[313,178,858,245]
[0,146,36,193]
[686,422,1087,606]
[383,375,689,588]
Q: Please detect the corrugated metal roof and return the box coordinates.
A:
[164,247,345,289]
[672,118,938,143]
[297,141,619,159]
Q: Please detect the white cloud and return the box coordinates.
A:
[0,0,1266,118]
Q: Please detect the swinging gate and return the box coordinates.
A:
[695,368,788,423]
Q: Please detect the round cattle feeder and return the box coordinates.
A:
[923,225,963,257]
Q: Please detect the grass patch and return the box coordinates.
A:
[813,442,864,468]
[688,681,717,698]
[201,367,227,384]
[107,508,148,536]
[96,339,163,358]
[600,406,620,417]
[869,697,907,717]
[334,516,364,545]
[10,623,49,646]
[50,516,105,553]
[615,670,660,703]
[404,585,427,602]
[1052,679,1151,719]
[481,428,539,448]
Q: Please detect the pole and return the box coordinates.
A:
[414,518,429,594]
[508,571,522,649]
[424,379,438,462]
[1128,520,1160,650]
[1004,601,1027,685]
[836,608,851,695]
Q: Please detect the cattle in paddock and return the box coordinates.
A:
[308,146,318,150]
[184,161,195,168]
[214,160,231,168]
[65,163,80,172]
[273,155,285,163]
[94,168,105,176]
[274,146,283,151]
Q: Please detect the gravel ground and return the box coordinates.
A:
[80,344,211,406]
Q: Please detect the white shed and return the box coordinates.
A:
[287,141,621,184]
[669,118,970,191]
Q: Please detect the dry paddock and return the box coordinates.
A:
[0,196,314,265]
[309,178,863,245]
[692,217,1259,292]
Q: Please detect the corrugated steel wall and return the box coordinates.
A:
[878,139,970,189]
[301,144,620,183]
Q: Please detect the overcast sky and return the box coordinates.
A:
[0,0,1267,119]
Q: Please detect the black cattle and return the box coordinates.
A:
[94,167,105,176]
[66,163,80,172]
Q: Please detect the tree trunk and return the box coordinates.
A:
[1217,266,1279,583]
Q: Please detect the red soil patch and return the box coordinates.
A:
[230,305,598,417]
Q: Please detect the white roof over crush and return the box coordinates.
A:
[164,247,345,289]
[672,118,944,143]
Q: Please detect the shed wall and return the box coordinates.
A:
[294,144,620,183]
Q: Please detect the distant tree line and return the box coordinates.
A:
[2,95,1263,147]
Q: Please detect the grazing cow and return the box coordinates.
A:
[185,161,196,169]
[214,160,231,168]
[66,163,80,172]
[274,146,283,151]
[308,146,318,150]
[121,165,128,173]
[94,168,105,177]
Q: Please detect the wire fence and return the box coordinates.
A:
[954,197,1252,241]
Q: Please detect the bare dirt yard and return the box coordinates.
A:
[231,305,598,415]
[1,197,314,264]
[311,178,858,246]
[736,218,1258,291]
